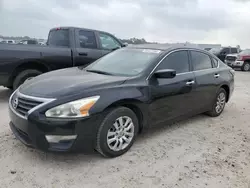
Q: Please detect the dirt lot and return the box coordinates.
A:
[0,71,250,188]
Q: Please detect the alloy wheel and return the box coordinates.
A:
[215,92,226,114]
[244,63,250,71]
[107,116,134,151]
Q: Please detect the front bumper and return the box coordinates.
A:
[230,60,244,68]
[9,105,104,153]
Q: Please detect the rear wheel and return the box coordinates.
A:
[206,88,227,117]
[13,69,42,90]
[241,62,250,71]
[96,107,139,158]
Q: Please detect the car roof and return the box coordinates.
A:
[49,26,110,34]
[127,44,205,52]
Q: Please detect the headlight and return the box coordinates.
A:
[45,96,100,118]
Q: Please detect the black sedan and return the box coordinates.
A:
[8,45,235,158]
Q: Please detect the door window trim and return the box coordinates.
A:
[147,49,220,80]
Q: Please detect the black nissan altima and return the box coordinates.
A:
[9,44,234,158]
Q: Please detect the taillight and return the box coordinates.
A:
[229,69,235,76]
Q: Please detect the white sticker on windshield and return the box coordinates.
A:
[142,49,161,54]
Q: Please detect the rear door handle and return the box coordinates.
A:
[214,73,220,78]
[79,52,88,56]
[186,80,195,86]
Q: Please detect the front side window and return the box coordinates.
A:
[191,51,212,71]
[78,30,97,49]
[99,33,121,50]
[156,51,190,74]
[212,57,219,68]
[86,48,161,76]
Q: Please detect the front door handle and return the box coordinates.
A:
[79,52,88,56]
[186,80,195,86]
[214,73,220,78]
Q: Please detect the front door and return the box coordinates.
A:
[73,29,103,67]
[148,50,197,125]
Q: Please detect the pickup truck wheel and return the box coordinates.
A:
[241,62,250,71]
[13,69,42,90]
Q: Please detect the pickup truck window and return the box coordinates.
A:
[48,29,69,47]
[231,48,238,53]
[99,33,121,50]
[79,30,97,49]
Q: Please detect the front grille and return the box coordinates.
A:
[16,97,43,116]
[226,56,236,61]
[11,92,44,117]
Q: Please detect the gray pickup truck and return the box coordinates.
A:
[0,27,126,89]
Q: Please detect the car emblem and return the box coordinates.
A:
[13,98,19,109]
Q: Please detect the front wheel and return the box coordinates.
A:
[206,88,227,117]
[96,107,139,158]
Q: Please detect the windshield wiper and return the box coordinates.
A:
[86,69,113,75]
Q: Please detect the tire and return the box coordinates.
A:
[96,107,139,158]
[241,62,250,71]
[206,88,227,117]
[13,69,42,90]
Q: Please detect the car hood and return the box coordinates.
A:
[19,67,128,98]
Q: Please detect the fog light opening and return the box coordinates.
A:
[45,135,77,143]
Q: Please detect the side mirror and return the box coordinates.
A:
[154,69,176,79]
[122,42,128,47]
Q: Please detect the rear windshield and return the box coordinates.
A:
[47,29,69,47]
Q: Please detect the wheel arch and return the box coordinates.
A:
[220,84,230,102]
[9,60,50,85]
[104,99,146,133]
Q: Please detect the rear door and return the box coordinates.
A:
[96,32,123,56]
[190,50,220,110]
[73,29,104,67]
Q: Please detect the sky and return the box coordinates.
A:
[1,0,250,48]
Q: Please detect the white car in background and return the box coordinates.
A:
[225,53,239,67]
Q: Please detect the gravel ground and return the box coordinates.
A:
[0,71,250,188]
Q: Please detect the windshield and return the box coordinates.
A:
[239,49,250,55]
[209,47,222,54]
[86,48,162,76]
[47,29,69,47]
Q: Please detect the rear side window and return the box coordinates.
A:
[156,51,190,74]
[48,29,69,47]
[78,30,97,49]
[191,51,212,71]
[231,48,238,53]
